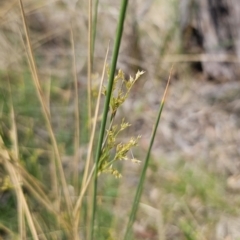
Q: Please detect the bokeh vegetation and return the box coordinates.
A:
[1,1,240,240]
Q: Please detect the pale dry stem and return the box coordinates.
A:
[87,0,93,128]
[18,0,73,217]
[70,24,80,190]
[72,45,110,239]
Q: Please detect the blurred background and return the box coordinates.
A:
[1,0,240,239]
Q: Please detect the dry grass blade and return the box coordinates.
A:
[161,65,172,102]
[70,24,80,190]
[82,44,109,190]
[74,164,96,216]
[8,79,26,239]
[12,162,72,230]
[92,0,99,57]
[32,215,48,240]
[18,0,73,216]
[124,66,172,240]
[0,143,71,236]
[0,223,16,239]
[163,53,240,63]
[91,1,129,238]
[8,165,40,240]
[0,137,39,240]
[0,1,17,23]
[88,0,93,128]
[73,45,109,238]
[73,164,96,239]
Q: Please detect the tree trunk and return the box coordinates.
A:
[180,0,240,81]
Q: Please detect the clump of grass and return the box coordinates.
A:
[0,0,171,239]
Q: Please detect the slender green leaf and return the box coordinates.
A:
[123,67,172,240]
[91,1,129,239]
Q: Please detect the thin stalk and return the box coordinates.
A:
[74,164,96,216]
[91,1,129,239]
[88,0,93,128]
[73,165,96,239]
[87,5,93,235]
[92,0,99,60]
[2,158,71,231]
[123,66,173,240]
[70,24,80,189]
[32,216,48,240]
[73,45,109,240]
[7,77,26,239]
[18,0,73,216]
[82,44,109,195]
[0,224,16,239]
[89,46,109,240]
[2,152,39,240]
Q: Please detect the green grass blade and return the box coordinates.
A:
[70,24,80,191]
[123,67,172,240]
[91,1,129,239]
[92,0,99,61]
[88,0,93,129]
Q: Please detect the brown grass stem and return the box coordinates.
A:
[70,24,81,190]
[18,0,73,218]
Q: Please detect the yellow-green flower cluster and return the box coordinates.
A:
[98,119,141,178]
[98,69,144,178]
[102,69,144,118]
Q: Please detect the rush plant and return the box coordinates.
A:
[0,0,171,239]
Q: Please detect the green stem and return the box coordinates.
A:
[90,1,129,239]
[123,70,171,240]
[124,103,165,240]
[92,0,99,62]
